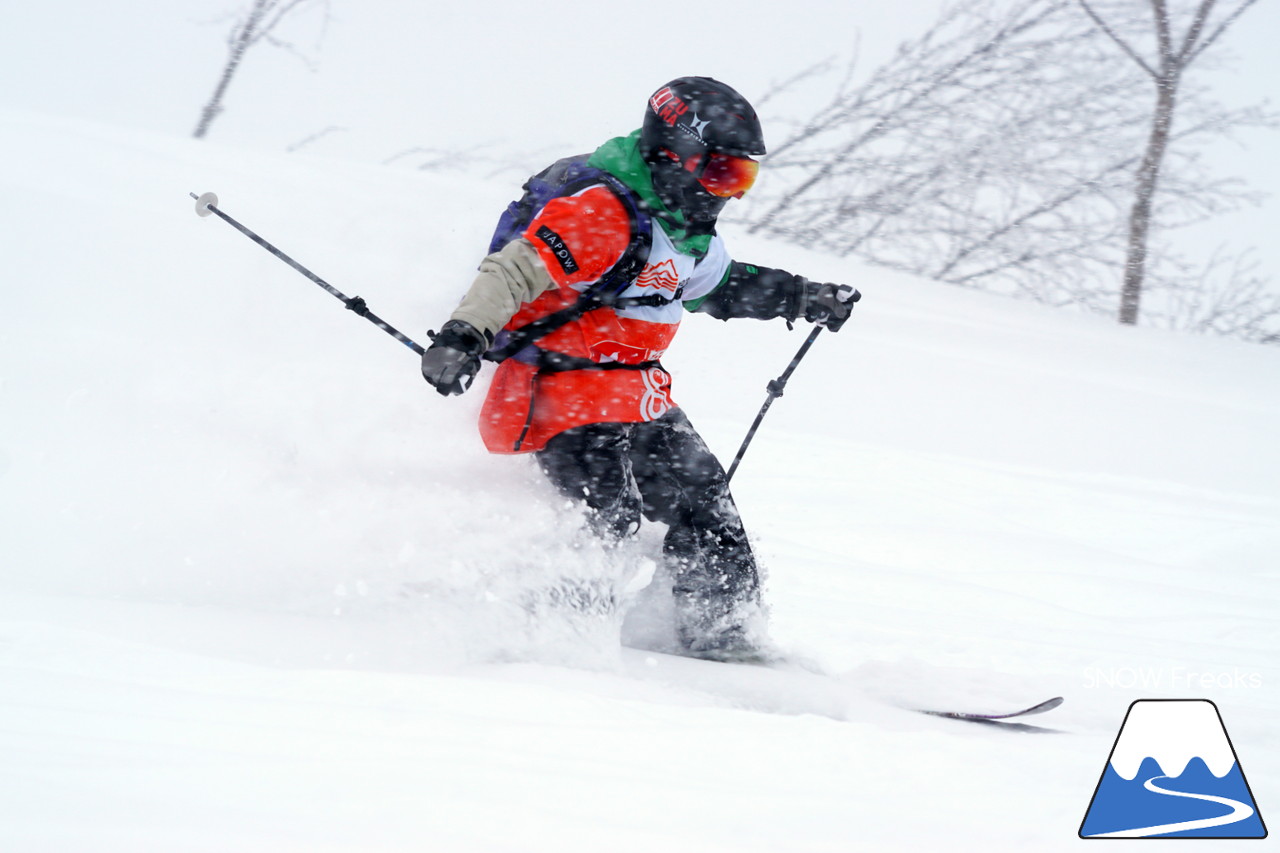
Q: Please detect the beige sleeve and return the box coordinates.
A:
[449,239,558,339]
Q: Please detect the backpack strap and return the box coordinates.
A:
[484,161,659,365]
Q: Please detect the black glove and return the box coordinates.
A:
[421,320,491,396]
[801,280,860,332]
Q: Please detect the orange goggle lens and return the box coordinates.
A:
[690,152,759,198]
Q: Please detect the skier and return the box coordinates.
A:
[420,77,858,661]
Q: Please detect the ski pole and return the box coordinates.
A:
[189,192,426,356]
[725,325,824,483]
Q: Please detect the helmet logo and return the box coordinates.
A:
[649,86,689,127]
[682,113,711,144]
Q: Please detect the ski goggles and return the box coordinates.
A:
[685,151,760,198]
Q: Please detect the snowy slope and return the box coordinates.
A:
[2,108,1278,852]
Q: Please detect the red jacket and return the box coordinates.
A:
[480,184,733,453]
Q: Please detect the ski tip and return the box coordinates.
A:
[192,191,218,217]
[919,695,1065,722]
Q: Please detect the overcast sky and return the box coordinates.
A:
[3,0,1275,284]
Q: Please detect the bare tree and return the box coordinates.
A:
[740,0,1274,337]
[1076,0,1261,323]
[1148,248,1280,341]
[193,0,328,140]
[740,0,1164,305]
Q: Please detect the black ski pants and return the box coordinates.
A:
[535,408,761,633]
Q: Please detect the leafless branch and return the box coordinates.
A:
[1076,0,1158,78]
[1186,0,1259,65]
[193,0,329,139]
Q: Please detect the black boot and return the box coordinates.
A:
[669,548,768,662]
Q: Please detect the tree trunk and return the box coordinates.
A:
[192,1,271,139]
[192,37,250,139]
[1118,76,1176,324]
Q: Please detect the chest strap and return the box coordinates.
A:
[484,289,682,365]
[512,346,662,374]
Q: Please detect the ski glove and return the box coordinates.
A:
[801,280,861,332]
[421,320,491,396]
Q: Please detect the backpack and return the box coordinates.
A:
[483,155,667,366]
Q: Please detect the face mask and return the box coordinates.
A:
[651,157,731,225]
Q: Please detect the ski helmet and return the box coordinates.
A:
[640,77,766,225]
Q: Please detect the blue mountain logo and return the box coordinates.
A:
[1080,699,1266,838]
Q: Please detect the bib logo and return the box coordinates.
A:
[638,367,672,421]
[1080,700,1266,839]
[636,259,682,293]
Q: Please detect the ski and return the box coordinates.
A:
[918,695,1064,722]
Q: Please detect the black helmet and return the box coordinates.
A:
[641,76,766,163]
[640,77,766,226]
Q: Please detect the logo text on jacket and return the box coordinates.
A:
[534,225,579,274]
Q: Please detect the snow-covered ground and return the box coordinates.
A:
[2,107,1277,851]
